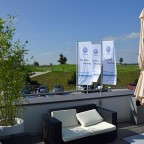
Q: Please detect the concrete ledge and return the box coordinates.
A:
[21,90,134,135]
[23,90,133,105]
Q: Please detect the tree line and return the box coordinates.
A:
[33,53,67,66]
[33,56,124,66]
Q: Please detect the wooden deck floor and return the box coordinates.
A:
[32,121,144,144]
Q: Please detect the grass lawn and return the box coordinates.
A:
[30,64,140,91]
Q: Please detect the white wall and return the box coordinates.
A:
[22,90,134,135]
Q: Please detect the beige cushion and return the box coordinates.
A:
[83,121,116,135]
[76,109,103,127]
[51,109,79,127]
[62,126,91,142]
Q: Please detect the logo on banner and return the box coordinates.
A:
[83,47,88,53]
[93,49,98,55]
[106,46,111,52]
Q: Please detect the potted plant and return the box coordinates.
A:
[0,16,28,136]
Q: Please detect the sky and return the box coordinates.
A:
[0,0,143,65]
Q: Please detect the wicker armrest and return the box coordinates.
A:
[41,113,62,144]
[96,106,117,127]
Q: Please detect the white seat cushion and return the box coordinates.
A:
[62,126,91,142]
[76,109,103,127]
[83,121,116,135]
[51,109,79,127]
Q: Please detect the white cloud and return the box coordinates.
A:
[125,32,139,39]
[103,32,139,41]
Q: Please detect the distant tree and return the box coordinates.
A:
[50,63,53,66]
[119,58,123,64]
[34,61,39,66]
[58,54,67,64]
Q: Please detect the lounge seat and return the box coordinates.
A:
[83,121,116,135]
[41,104,117,144]
[62,126,91,142]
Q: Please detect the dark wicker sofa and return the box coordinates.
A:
[41,104,117,144]
[0,132,31,144]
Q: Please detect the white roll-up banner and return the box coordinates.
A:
[102,40,114,60]
[92,44,101,82]
[78,41,93,85]
[102,41,117,85]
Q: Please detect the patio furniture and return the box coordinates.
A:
[0,132,31,144]
[41,104,117,144]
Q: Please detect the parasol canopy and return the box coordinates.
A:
[134,9,144,105]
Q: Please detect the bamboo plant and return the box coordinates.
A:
[0,15,28,126]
